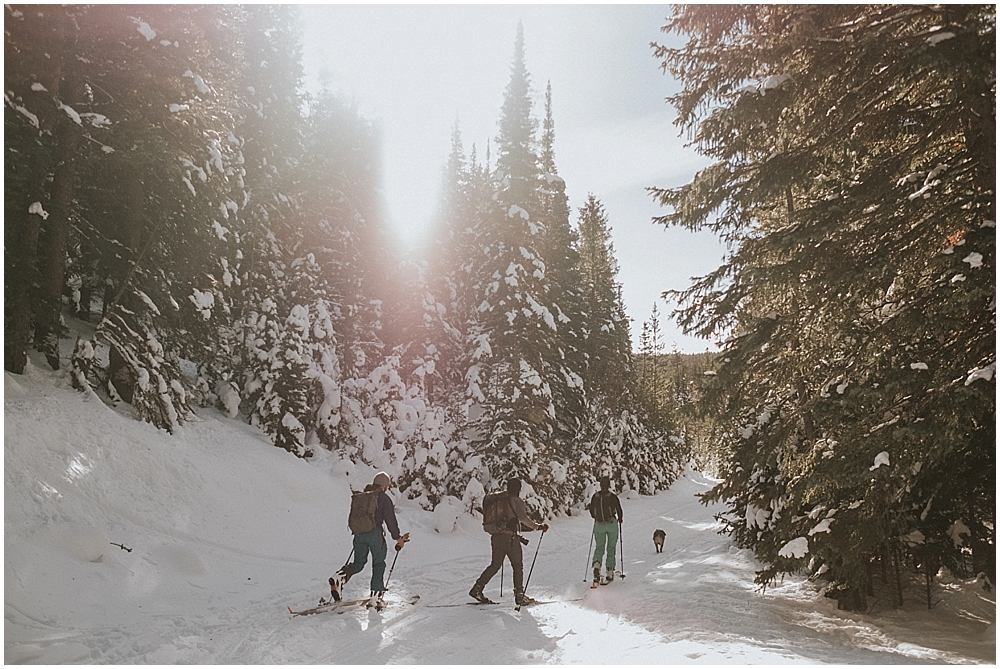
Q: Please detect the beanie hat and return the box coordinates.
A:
[506,478,522,494]
[373,471,391,488]
[599,476,611,490]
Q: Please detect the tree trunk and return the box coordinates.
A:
[4,7,72,373]
[34,115,82,369]
[5,200,42,373]
[77,283,93,321]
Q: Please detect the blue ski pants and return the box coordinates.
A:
[350,528,388,592]
[592,521,619,571]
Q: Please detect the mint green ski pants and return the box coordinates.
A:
[592,521,619,571]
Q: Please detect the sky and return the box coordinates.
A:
[299,5,726,353]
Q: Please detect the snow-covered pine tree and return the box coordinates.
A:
[16,5,247,432]
[204,5,307,418]
[654,5,995,608]
[576,203,685,497]
[289,86,395,464]
[463,24,582,514]
[422,122,481,408]
[534,82,590,504]
[3,5,88,372]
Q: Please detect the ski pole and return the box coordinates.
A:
[618,520,626,579]
[584,530,594,582]
[384,544,401,589]
[501,561,504,598]
[516,531,544,611]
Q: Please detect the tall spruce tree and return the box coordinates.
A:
[654,5,995,608]
[465,24,581,513]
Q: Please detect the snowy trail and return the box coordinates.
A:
[5,363,994,664]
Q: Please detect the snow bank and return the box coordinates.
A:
[432,496,464,533]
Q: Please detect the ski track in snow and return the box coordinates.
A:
[4,352,995,664]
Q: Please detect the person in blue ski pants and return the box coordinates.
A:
[330,472,408,602]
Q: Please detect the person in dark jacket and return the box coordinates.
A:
[469,478,549,606]
[587,475,623,585]
[330,472,408,602]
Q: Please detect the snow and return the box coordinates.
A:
[27,201,49,219]
[965,362,995,386]
[809,519,833,536]
[762,74,790,91]
[870,450,891,471]
[963,252,984,268]
[948,520,972,548]
[927,31,956,46]
[432,496,463,534]
[508,205,530,220]
[79,112,111,128]
[58,101,82,125]
[779,537,810,559]
[131,17,156,41]
[5,357,995,664]
[8,95,40,127]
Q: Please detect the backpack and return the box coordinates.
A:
[482,490,516,534]
[588,491,616,523]
[348,486,380,535]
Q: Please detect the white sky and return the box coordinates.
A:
[300,4,725,353]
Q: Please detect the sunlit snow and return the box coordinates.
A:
[4,343,995,664]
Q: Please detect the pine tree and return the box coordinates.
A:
[5,5,85,372]
[654,5,995,607]
[461,24,576,512]
[5,5,248,431]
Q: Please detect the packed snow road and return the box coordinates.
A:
[5,364,994,663]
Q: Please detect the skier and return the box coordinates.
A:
[329,472,409,608]
[469,477,549,606]
[587,475,623,586]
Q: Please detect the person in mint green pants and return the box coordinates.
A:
[587,476,623,585]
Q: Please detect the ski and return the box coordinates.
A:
[515,597,585,609]
[427,597,583,609]
[288,593,419,616]
[287,597,369,617]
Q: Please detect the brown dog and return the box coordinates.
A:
[653,529,665,553]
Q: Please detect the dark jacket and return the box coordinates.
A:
[374,488,401,540]
[588,490,623,523]
[508,494,542,533]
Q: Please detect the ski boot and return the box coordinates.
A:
[591,561,601,588]
[515,591,536,606]
[469,584,495,605]
[605,568,615,583]
[368,590,387,611]
[329,563,354,601]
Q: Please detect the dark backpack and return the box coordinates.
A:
[588,491,616,523]
[482,491,516,534]
[348,486,380,535]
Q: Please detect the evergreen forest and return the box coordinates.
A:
[5,5,994,612]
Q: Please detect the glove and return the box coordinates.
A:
[540,523,550,533]
[395,533,410,551]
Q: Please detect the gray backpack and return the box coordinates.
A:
[348,487,380,535]
[482,491,516,534]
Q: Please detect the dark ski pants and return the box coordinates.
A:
[474,533,524,594]
[350,528,388,592]
[592,521,619,572]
